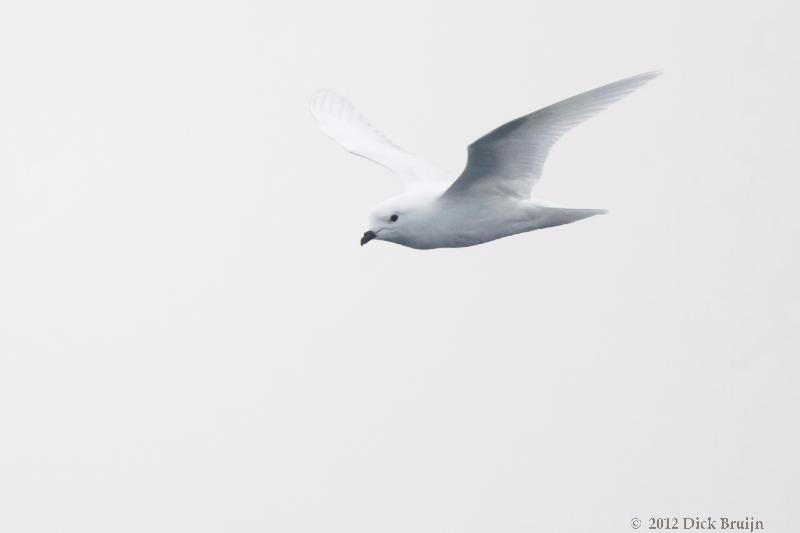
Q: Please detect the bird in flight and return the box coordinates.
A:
[311,71,660,249]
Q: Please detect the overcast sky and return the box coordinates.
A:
[1,1,798,532]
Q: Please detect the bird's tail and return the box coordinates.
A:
[537,206,607,230]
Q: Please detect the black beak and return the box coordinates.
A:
[360,230,377,246]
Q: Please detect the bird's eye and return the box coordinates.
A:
[390,214,398,222]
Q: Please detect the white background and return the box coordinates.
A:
[1,1,798,532]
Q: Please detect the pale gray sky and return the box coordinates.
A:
[0,1,798,532]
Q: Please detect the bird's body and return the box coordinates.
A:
[311,72,660,249]
[370,183,606,249]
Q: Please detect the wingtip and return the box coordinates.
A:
[309,89,334,118]
[310,88,338,102]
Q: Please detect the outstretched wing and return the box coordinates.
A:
[310,90,444,188]
[444,71,661,199]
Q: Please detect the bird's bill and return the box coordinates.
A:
[360,230,377,246]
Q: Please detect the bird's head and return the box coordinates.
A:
[360,190,439,247]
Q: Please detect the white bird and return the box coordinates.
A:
[311,72,660,249]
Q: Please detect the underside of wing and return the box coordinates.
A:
[444,71,661,199]
[310,90,444,187]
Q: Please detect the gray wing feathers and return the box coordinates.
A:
[445,71,661,198]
